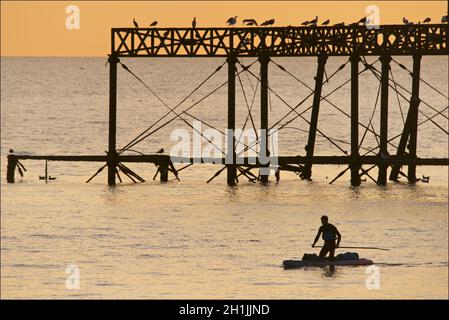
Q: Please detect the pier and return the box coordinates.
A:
[6,24,449,186]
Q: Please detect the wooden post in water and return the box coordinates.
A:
[350,55,361,186]
[6,153,17,183]
[160,162,169,182]
[259,55,270,183]
[390,55,422,182]
[377,55,391,186]
[302,54,327,180]
[226,55,237,186]
[108,54,119,186]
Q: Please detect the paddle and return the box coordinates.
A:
[314,245,390,251]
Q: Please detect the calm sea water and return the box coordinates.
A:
[1,57,448,299]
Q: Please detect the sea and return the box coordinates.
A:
[1,56,447,298]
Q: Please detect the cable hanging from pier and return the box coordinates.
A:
[391,58,449,100]
[118,61,227,156]
[118,60,226,154]
[235,59,350,157]
[271,57,397,153]
[360,57,449,136]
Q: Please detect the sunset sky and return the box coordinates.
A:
[1,1,447,56]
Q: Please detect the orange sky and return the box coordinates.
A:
[1,1,447,56]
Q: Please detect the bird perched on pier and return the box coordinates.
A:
[357,16,367,25]
[321,19,330,26]
[150,20,158,27]
[422,17,431,23]
[226,16,238,26]
[402,17,410,24]
[260,18,275,26]
[243,18,258,26]
[192,17,197,28]
[133,18,139,28]
[442,15,448,23]
[309,16,318,26]
[156,148,165,154]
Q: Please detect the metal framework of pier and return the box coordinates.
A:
[6,24,449,186]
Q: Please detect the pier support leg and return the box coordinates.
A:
[350,55,361,187]
[226,55,237,186]
[377,55,391,186]
[259,55,270,183]
[6,154,17,183]
[301,54,328,180]
[108,54,119,186]
[390,55,421,183]
[407,55,422,183]
[160,163,169,182]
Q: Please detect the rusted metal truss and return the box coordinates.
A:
[112,24,448,57]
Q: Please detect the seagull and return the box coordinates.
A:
[321,19,330,26]
[226,16,238,26]
[260,18,275,26]
[133,18,139,28]
[243,19,258,26]
[422,17,431,23]
[309,16,318,25]
[192,17,197,28]
[357,16,367,24]
[402,17,409,24]
[150,20,158,27]
[156,148,164,154]
[334,22,345,27]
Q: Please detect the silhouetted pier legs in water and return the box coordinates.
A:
[377,55,392,186]
[301,55,328,180]
[108,54,119,186]
[259,55,270,183]
[350,55,361,187]
[390,55,422,183]
[226,55,237,186]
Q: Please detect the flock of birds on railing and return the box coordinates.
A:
[132,14,448,29]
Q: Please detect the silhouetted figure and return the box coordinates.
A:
[312,215,342,260]
[243,19,258,26]
[422,17,431,23]
[192,17,197,28]
[402,17,410,24]
[442,15,448,23]
[133,18,139,28]
[322,19,330,26]
[227,16,238,26]
[301,20,309,26]
[150,20,158,27]
[260,18,275,26]
[156,148,164,154]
